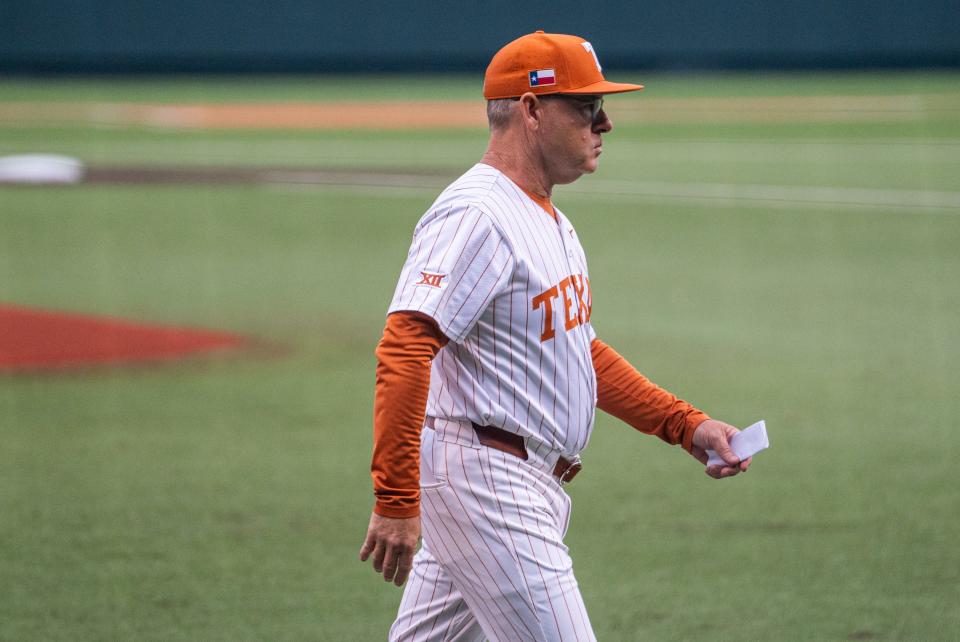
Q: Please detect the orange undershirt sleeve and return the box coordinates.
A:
[591,338,709,452]
[371,311,448,519]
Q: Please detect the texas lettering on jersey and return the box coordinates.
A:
[387,164,597,458]
[532,273,592,342]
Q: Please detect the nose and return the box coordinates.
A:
[593,109,612,134]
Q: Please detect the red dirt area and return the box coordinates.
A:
[0,303,247,372]
[0,101,488,129]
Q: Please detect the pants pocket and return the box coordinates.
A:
[420,428,449,490]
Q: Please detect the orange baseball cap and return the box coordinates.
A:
[483,31,643,99]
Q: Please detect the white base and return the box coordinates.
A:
[0,154,85,184]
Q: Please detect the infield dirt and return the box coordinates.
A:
[0,303,248,372]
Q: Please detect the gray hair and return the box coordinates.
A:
[486,98,516,131]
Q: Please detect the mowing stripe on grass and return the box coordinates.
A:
[564,179,960,211]
[609,140,960,164]
[262,178,960,212]
[28,163,955,212]
[1,93,956,128]
[259,171,960,212]
[608,93,960,123]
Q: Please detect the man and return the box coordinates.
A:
[360,31,751,641]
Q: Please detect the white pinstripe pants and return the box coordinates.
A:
[389,423,596,642]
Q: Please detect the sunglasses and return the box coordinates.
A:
[541,94,605,122]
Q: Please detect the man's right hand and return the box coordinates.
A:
[359,512,421,586]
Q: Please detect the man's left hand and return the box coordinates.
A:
[359,512,421,586]
[690,419,751,479]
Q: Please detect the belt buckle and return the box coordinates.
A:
[557,455,582,486]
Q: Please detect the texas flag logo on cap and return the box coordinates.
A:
[528,68,556,87]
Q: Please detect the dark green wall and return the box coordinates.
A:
[3,0,958,73]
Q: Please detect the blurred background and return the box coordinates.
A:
[3,0,959,73]
[1,2,958,640]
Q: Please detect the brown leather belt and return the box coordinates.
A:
[424,418,582,485]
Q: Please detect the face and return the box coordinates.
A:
[537,94,613,184]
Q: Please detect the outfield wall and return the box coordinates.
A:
[2,0,959,73]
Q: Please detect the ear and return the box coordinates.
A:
[517,92,543,131]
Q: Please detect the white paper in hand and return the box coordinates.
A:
[705,420,769,468]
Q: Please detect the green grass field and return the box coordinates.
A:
[1,73,958,641]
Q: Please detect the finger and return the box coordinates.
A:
[394,549,414,586]
[359,530,376,561]
[739,456,752,472]
[382,544,398,583]
[383,543,415,584]
[715,443,741,468]
[371,539,387,574]
[706,464,741,479]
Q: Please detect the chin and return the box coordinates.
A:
[556,159,599,184]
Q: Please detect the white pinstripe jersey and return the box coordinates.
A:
[388,163,597,459]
